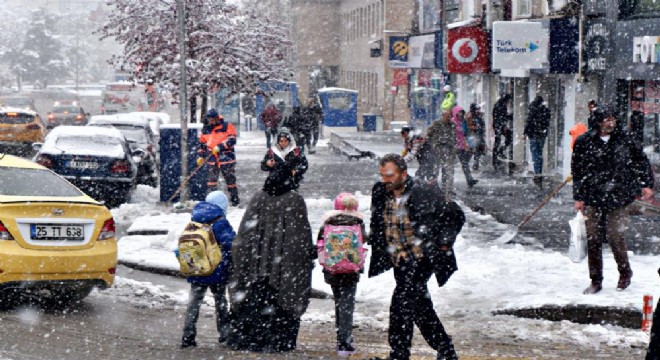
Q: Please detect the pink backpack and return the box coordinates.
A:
[318,223,367,274]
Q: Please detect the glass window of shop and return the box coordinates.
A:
[420,0,442,32]
[630,80,660,155]
[620,0,660,18]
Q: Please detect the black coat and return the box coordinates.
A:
[524,101,550,139]
[571,128,654,210]
[368,177,465,287]
[492,95,512,133]
[261,146,308,196]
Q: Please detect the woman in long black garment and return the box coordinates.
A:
[227,130,314,352]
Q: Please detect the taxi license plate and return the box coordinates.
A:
[68,160,99,170]
[30,224,84,240]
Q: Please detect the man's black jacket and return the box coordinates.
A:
[368,177,465,286]
[572,128,654,210]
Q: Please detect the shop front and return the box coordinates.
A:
[611,19,660,178]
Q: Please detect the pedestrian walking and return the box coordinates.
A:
[629,110,645,145]
[524,95,551,188]
[304,98,323,154]
[586,99,598,130]
[452,106,478,188]
[197,108,240,206]
[401,126,438,184]
[287,106,307,153]
[261,130,308,195]
[317,192,367,357]
[261,101,282,149]
[572,105,655,294]
[492,94,513,170]
[368,153,465,360]
[427,110,456,199]
[466,103,486,171]
[227,146,315,352]
[180,191,235,349]
[441,85,456,113]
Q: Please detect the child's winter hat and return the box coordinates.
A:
[205,191,229,213]
[334,192,359,211]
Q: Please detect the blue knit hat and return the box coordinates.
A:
[205,191,228,213]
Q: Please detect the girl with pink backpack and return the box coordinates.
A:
[317,192,368,357]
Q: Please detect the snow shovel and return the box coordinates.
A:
[167,153,214,203]
[495,175,573,244]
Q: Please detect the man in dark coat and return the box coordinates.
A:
[368,153,465,360]
[304,98,322,154]
[524,95,551,188]
[572,105,655,294]
[492,94,513,170]
[401,126,438,184]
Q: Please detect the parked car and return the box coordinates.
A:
[0,107,45,156]
[46,102,89,129]
[33,126,143,207]
[130,111,171,139]
[0,96,38,112]
[88,115,159,187]
[0,154,117,305]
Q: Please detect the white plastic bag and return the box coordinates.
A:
[568,211,587,263]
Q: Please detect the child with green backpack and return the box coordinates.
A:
[317,192,367,357]
[178,191,235,349]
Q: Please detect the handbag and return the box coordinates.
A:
[567,211,587,263]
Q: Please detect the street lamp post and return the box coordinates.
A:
[177,0,189,202]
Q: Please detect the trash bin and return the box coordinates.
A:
[363,114,377,132]
[159,123,207,202]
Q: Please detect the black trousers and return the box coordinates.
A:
[492,128,512,166]
[388,256,452,360]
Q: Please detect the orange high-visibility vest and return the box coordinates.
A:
[569,122,587,149]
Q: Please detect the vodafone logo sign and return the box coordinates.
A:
[447,26,490,74]
[452,38,479,63]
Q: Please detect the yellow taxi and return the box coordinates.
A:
[0,107,45,156]
[0,154,117,304]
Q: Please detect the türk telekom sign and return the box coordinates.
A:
[447,25,490,73]
[492,21,548,71]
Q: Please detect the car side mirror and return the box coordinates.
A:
[32,143,43,151]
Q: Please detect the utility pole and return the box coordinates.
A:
[177,0,189,202]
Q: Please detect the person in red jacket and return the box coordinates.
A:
[197,108,240,206]
[261,101,282,149]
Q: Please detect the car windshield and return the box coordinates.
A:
[0,113,36,125]
[0,167,83,197]
[113,126,148,143]
[55,135,123,153]
[0,98,31,106]
[53,106,79,113]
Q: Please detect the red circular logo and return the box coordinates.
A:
[452,38,479,63]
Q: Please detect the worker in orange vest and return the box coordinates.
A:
[197,108,239,206]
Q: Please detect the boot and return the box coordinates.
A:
[228,187,240,207]
[583,281,602,294]
[617,271,632,291]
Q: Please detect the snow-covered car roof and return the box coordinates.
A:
[318,87,358,93]
[88,114,150,129]
[0,107,38,116]
[40,126,128,158]
[131,112,171,124]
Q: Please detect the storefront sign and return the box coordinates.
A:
[631,80,660,114]
[584,20,610,73]
[549,18,579,74]
[447,25,489,74]
[408,34,436,69]
[392,69,409,86]
[492,21,548,71]
[388,36,409,68]
[633,35,660,64]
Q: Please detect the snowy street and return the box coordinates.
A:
[87,131,656,359]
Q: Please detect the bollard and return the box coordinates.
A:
[643,294,654,332]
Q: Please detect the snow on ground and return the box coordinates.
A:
[108,131,656,350]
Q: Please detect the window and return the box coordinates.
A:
[420,0,442,31]
[513,0,532,18]
[0,168,83,197]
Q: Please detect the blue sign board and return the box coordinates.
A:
[549,18,579,74]
[389,36,409,68]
